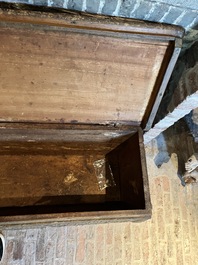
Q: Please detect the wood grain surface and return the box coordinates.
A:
[0,23,168,124]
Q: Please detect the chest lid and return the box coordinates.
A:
[0,4,184,130]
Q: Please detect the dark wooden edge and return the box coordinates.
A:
[142,38,182,131]
[0,210,151,226]
[0,2,184,38]
[137,128,152,211]
[0,122,134,132]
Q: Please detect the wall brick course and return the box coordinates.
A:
[163,193,173,224]
[66,241,75,265]
[124,244,132,265]
[85,241,94,265]
[161,6,183,23]
[166,225,176,259]
[119,0,136,17]
[51,0,64,7]
[101,0,118,15]
[176,241,184,265]
[132,226,141,261]
[67,0,82,11]
[33,0,48,6]
[55,227,66,259]
[24,241,36,265]
[105,224,113,245]
[113,224,122,261]
[130,1,153,20]
[86,0,100,14]
[54,259,65,265]
[95,225,104,264]
[145,2,170,21]
[75,227,86,263]
[35,229,45,262]
[179,10,198,28]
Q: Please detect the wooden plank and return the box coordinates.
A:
[0,23,169,124]
[0,154,107,207]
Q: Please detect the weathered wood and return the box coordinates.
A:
[0,24,168,125]
[0,4,184,224]
[0,4,184,128]
[0,129,151,224]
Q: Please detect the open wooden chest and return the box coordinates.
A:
[0,4,184,224]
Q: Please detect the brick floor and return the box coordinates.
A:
[1,140,198,265]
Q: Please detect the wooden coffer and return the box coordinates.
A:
[0,4,184,225]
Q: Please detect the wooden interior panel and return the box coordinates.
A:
[0,23,168,124]
[0,127,143,210]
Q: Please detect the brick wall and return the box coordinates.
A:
[144,39,198,144]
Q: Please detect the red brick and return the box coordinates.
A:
[188,213,197,240]
[13,238,24,261]
[142,241,149,264]
[36,229,45,262]
[149,223,159,264]
[191,240,198,263]
[45,239,55,265]
[75,227,86,263]
[114,224,122,261]
[86,242,94,265]
[170,181,181,207]
[26,229,38,241]
[157,208,165,240]
[174,216,182,240]
[176,242,184,265]
[158,242,167,265]
[47,227,57,241]
[105,245,114,264]
[124,244,132,265]
[106,223,113,245]
[132,226,141,261]
[67,226,77,241]
[184,255,192,265]
[56,227,66,259]
[6,230,26,239]
[183,237,190,255]
[85,225,95,240]
[123,223,131,244]
[4,240,14,263]
[141,222,149,241]
[95,225,104,263]
[162,176,170,192]
[166,225,176,259]
[163,193,173,224]
[24,241,36,265]
[154,178,163,206]
[66,242,75,265]
[179,193,188,221]
[115,260,122,265]
[55,259,65,265]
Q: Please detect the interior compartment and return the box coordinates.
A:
[0,124,146,215]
